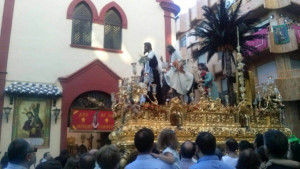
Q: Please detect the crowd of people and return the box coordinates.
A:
[1,128,299,169]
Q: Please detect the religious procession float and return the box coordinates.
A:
[107,0,291,165]
[108,60,290,159]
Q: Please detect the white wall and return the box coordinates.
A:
[6,0,166,84]
[0,0,5,36]
[3,0,168,160]
[171,13,177,48]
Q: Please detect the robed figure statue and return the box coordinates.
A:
[141,42,164,104]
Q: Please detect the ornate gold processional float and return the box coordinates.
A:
[108,40,291,165]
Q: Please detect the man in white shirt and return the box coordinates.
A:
[222,138,239,168]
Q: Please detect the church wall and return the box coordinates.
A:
[6,0,166,84]
[1,0,171,161]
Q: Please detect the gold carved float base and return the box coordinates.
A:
[109,97,291,166]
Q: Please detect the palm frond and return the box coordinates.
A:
[188,0,263,63]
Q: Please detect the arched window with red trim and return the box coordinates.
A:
[71,2,92,46]
[104,8,122,50]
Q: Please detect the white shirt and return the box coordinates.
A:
[41,158,47,163]
[222,155,238,168]
[5,163,28,169]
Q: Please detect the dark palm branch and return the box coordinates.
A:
[188,0,264,62]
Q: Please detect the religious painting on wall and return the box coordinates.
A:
[71,109,114,132]
[273,24,290,44]
[12,97,51,148]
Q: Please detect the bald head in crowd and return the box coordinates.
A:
[181,141,196,159]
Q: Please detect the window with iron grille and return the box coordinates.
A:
[104,9,122,50]
[71,2,92,46]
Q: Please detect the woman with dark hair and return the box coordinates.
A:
[236,149,260,169]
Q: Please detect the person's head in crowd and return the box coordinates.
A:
[195,132,216,158]
[236,149,260,169]
[144,42,152,54]
[239,140,253,152]
[288,141,300,162]
[55,149,69,168]
[43,152,52,161]
[167,45,176,55]
[157,129,179,150]
[214,148,223,160]
[88,149,98,157]
[96,145,120,169]
[126,150,138,165]
[7,139,37,169]
[181,141,196,159]
[264,129,288,159]
[198,63,209,73]
[225,138,238,154]
[79,153,95,169]
[64,157,78,169]
[59,149,69,157]
[134,128,154,153]
[254,134,264,150]
[36,160,62,169]
[256,146,268,163]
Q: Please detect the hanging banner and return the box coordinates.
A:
[273,24,290,44]
[71,109,114,131]
[291,24,300,43]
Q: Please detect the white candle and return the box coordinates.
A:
[118,80,122,88]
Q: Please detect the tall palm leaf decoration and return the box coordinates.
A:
[189,0,264,106]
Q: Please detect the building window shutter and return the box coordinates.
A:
[104,9,122,50]
[71,3,92,46]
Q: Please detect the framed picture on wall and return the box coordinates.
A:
[12,97,51,148]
